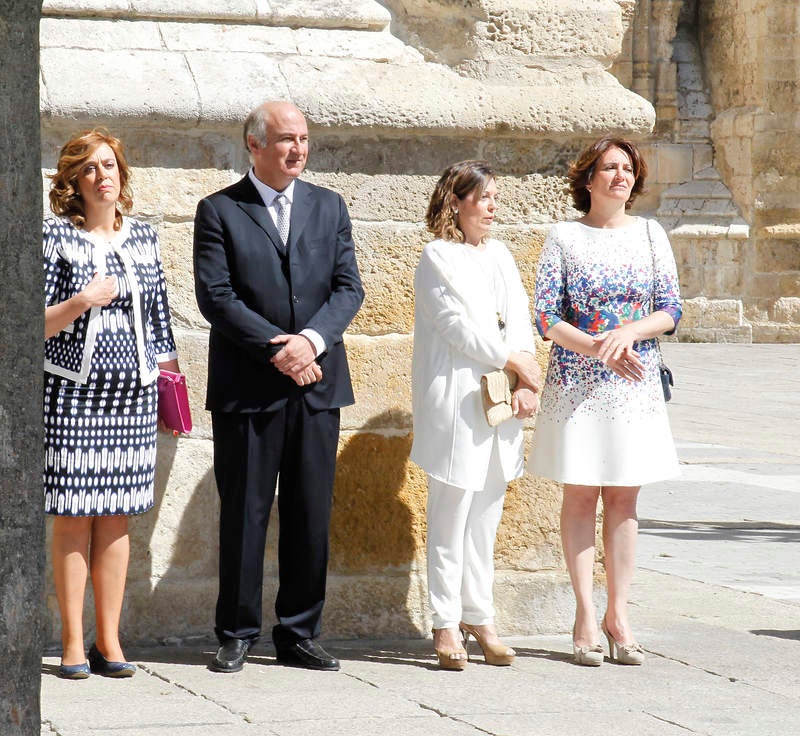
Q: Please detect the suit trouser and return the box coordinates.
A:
[211,401,340,645]
[426,440,507,630]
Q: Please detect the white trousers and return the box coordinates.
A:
[426,442,507,630]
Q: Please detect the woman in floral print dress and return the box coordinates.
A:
[528,137,682,667]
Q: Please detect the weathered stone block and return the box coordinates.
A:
[496,468,563,571]
[679,324,753,343]
[753,239,800,273]
[772,297,800,323]
[44,0,130,15]
[680,296,743,328]
[493,569,575,635]
[41,48,201,122]
[350,222,426,336]
[750,320,800,343]
[330,431,426,573]
[186,51,291,122]
[705,266,744,298]
[295,28,422,62]
[40,17,163,50]
[676,266,703,298]
[778,272,800,297]
[656,144,693,184]
[304,172,433,224]
[131,167,241,221]
[343,334,412,431]
[693,143,714,172]
[269,0,392,30]
[156,221,206,330]
[475,0,625,61]
[324,571,428,638]
[159,21,296,53]
[498,225,548,299]
[746,273,789,299]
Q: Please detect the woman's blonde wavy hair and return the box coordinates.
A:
[425,160,495,242]
[49,128,133,230]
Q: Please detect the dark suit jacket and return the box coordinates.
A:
[193,175,364,413]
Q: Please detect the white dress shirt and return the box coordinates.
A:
[247,169,326,358]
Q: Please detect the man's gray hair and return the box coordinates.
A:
[243,104,268,152]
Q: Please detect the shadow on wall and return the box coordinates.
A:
[327,410,427,637]
[43,409,428,646]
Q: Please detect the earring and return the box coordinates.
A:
[452,208,459,215]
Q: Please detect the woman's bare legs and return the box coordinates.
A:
[601,485,640,644]
[561,484,602,647]
[52,516,93,665]
[90,515,130,662]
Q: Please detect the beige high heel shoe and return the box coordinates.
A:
[601,618,645,666]
[432,628,467,671]
[572,625,603,667]
[459,623,515,666]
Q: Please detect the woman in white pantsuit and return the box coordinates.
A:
[411,161,541,670]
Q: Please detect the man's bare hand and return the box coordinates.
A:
[287,362,323,386]
[270,334,316,375]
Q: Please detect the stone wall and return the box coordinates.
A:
[700,0,800,341]
[38,0,658,645]
[34,0,800,646]
[1,1,44,733]
[613,0,800,342]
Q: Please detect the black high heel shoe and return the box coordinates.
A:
[88,643,137,678]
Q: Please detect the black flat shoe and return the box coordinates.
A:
[210,639,250,673]
[275,639,340,671]
[88,644,136,678]
[58,661,90,679]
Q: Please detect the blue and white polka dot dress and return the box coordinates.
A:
[43,218,176,516]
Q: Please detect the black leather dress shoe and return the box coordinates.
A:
[211,639,251,673]
[275,639,340,671]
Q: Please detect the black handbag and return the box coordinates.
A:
[659,363,674,402]
[646,220,675,403]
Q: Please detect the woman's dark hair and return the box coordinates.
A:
[426,160,495,242]
[568,136,648,213]
[49,128,133,230]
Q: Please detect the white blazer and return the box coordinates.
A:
[411,238,537,490]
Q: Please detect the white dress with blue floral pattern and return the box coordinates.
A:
[528,218,682,486]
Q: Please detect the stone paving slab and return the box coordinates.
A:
[41,655,242,734]
[40,597,800,735]
[465,712,690,736]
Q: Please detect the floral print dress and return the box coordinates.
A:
[528,218,682,486]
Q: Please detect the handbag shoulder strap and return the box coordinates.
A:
[645,218,656,313]
[645,218,665,360]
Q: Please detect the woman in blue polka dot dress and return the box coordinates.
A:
[44,129,180,678]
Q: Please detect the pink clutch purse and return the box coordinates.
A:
[157,370,192,434]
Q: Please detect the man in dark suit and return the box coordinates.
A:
[194,101,364,673]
